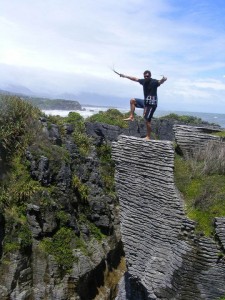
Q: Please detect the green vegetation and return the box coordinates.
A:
[86,108,131,128]
[3,241,20,253]
[79,214,106,242]
[11,157,41,203]
[0,155,42,209]
[174,141,225,236]
[0,95,41,161]
[88,220,106,241]
[29,142,71,176]
[0,95,109,272]
[45,114,67,137]
[159,113,210,125]
[3,206,32,253]
[72,175,89,201]
[65,111,84,124]
[18,224,33,248]
[65,112,92,156]
[40,226,93,270]
[56,211,70,226]
[74,236,89,256]
[40,227,76,270]
[214,130,225,138]
[0,96,61,255]
[0,96,45,212]
[96,143,115,195]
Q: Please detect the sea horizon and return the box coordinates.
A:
[43,106,225,129]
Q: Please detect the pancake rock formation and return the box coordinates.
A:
[112,134,225,300]
[173,124,223,157]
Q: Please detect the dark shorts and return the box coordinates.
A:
[144,105,157,122]
[134,98,144,108]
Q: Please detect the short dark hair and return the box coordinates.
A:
[144,70,151,77]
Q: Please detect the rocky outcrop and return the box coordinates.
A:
[0,238,124,300]
[1,108,224,300]
[215,217,225,249]
[85,121,146,145]
[0,117,124,300]
[112,135,225,300]
[174,124,223,156]
[85,119,178,145]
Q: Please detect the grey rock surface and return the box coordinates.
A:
[0,117,124,299]
[85,119,177,145]
[112,135,225,300]
[174,124,222,157]
[215,217,225,249]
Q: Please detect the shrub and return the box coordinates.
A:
[3,206,32,253]
[0,95,41,160]
[159,113,207,125]
[18,224,32,248]
[86,108,130,128]
[46,114,65,127]
[65,111,84,124]
[0,155,42,207]
[3,241,20,253]
[88,221,106,241]
[41,227,76,270]
[73,131,91,157]
[96,143,115,194]
[56,211,70,226]
[72,175,89,201]
[64,112,91,156]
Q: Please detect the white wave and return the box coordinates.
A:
[43,106,128,118]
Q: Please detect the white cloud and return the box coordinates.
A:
[0,0,225,113]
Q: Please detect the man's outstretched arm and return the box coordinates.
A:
[158,76,167,85]
[120,74,139,82]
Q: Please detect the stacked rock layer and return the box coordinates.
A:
[112,135,225,300]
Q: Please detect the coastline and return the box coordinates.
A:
[43,107,225,128]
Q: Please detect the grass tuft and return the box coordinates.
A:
[174,140,225,236]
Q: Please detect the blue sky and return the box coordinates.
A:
[0,0,225,113]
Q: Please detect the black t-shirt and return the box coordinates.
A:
[138,78,160,99]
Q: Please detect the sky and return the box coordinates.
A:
[0,0,225,113]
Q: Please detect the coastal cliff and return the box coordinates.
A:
[0,97,124,300]
[1,96,225,299]
[112,134,225,300]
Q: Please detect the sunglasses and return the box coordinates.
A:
[144,75,150,78]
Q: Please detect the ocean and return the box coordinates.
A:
[43,106,225,129]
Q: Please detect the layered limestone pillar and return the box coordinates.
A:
[112,135,225,300]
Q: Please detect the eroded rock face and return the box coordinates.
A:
[112,135,225,300]
[0,118,124,300]
[215,217,225,248]
[85,119,179,145]
[174,124,222,157]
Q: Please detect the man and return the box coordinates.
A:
[120,70,167,140]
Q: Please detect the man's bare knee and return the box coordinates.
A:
[130,98,136,104]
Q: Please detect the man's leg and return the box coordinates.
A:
[143,105,157,140]
[124,98,144,121]
[124,98,136,121]
[145,121,151,140]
